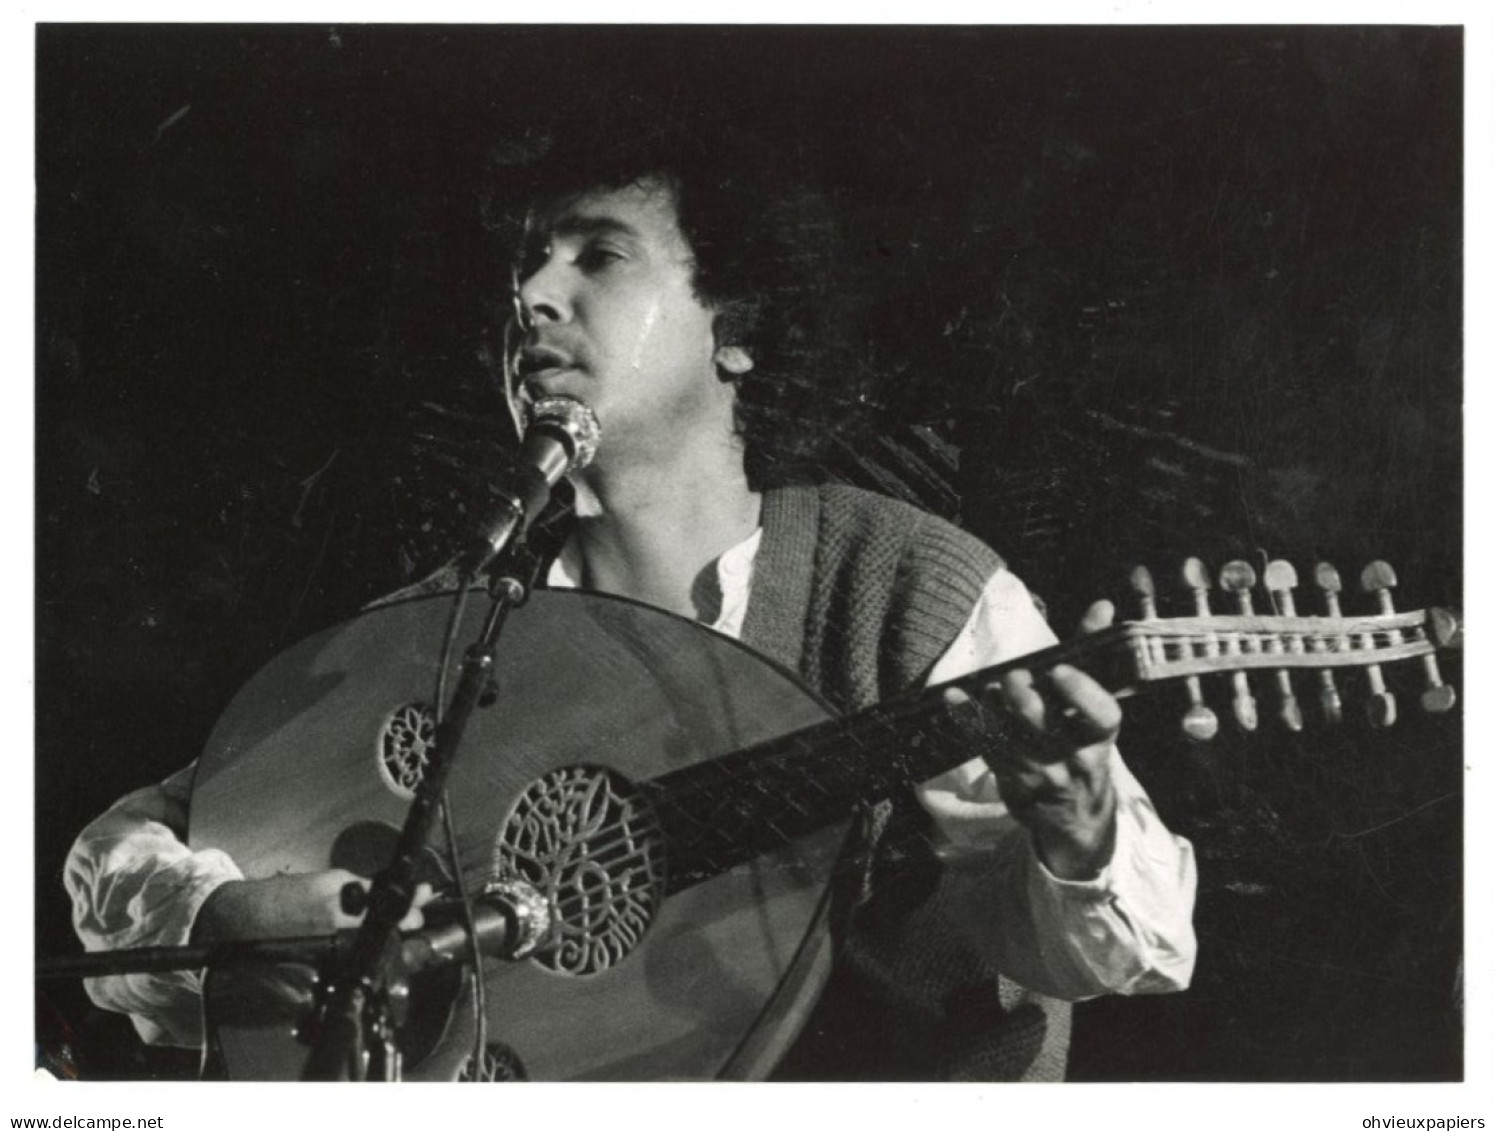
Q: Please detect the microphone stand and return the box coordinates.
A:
[45,400,594,1076]
[299,397,594,1078]
[37,936,351,980]
[36,898,534,988]
[298,539,545,1081]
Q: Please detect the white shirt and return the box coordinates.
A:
[66,530,1197,1047]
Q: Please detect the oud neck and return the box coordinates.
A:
[649,605,1453,888]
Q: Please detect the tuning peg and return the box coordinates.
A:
[1357,561,1399,728]
[1314,561,1343,616]
[1264,560,1300,616]
[1177,558,1220,740]
[1128,565,1158,618]
[1217,560,1260,732]
[1262,559,1305,731]
[1182,556,1212,599]
[1219,559,1258,600]
[1360,561,1455,715]
[1127,565,1170,676]
[1360,561,1400,618]
[1421,607,1460,712]
[1312,562,1346,724]
[1421,678,1458,714]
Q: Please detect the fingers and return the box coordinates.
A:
[398,882,436,931]
[324,870,373,930]
[996,666,1048,735]
[936,618,1124,880]
[337,875,436,931]
[196,872,369,942]
[1078,598,1116,636]
[945,661,1121,769]
[988,664,1121,761]
[941,685,973,709]
[1043,664,1123,747]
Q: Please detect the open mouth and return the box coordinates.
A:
[509,346,590,417]
[514,345,576,381]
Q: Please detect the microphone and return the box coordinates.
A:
[398,881,552,973]
[460,395,601,578]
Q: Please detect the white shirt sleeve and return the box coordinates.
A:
[914,568,1199,1000]
[63,761,244,1047]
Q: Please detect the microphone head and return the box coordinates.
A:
[526,395,601,472]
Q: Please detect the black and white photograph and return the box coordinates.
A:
[25,12,1481,1120]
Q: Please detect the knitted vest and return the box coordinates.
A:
[741,484,996,712]
[746,484,1072,1083]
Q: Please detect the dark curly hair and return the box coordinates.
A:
[487,112,869,490]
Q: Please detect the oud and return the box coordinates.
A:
[164,555,1459,1080]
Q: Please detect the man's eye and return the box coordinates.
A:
[576,244,626,270]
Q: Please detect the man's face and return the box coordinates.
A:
[509,177,734,464]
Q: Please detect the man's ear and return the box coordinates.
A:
[714,344,755,378]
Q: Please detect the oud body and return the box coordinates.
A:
[192,590,845,1081]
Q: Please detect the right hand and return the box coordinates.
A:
[192,870,434,944]
[192,871,435,1027]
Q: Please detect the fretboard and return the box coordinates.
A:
[645,607,1454,889]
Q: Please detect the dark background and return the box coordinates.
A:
[35,24,1463,1081]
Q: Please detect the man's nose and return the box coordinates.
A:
[514,261,570,326]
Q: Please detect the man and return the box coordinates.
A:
[65,121,1197,1080]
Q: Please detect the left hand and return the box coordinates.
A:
[944,600,1122,880]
